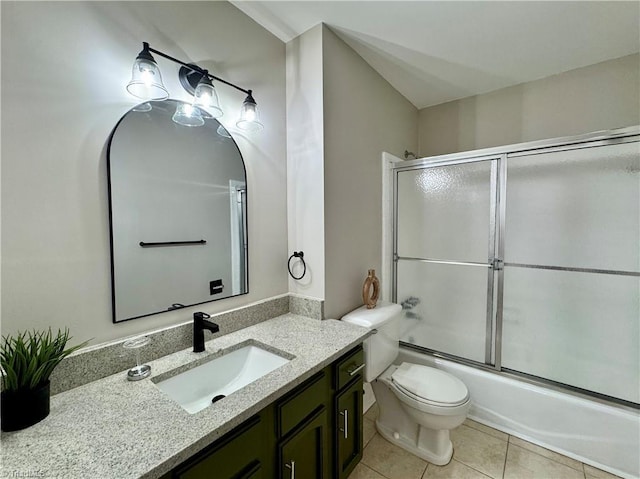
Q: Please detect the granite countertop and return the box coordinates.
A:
[0,314,369,479]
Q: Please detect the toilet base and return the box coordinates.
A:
[375,419,454,466]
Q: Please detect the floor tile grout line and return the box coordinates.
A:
[451,458,496,479]
[372,461,393,479]
[420,461,428,479]
[363,421,376,449]
[360,436,398,479]
[494,426,604,479]
[361,457,389,479]
[363,412,609,479]
[505,428,591,474]
[465,421,509,442]
[450,448,505,479]
[461,422,508,442]
[502,439,510,478]
[366,461,392,479]
[508,440,586,473]
[451,424,510,478]
[502,425,585,472]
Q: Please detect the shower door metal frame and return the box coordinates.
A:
[391,126,640,407]
[392,153,503,368]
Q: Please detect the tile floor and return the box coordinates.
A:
[349,403,622,479]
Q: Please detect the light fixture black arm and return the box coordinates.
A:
[143,42,251,95]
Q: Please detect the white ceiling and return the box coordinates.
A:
[232,1,640,109]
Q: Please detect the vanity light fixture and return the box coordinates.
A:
[126,42,263,131]
[236,91,262,132]
[193,73,223,119]
[172,102,204,127]
[126,42,169,101]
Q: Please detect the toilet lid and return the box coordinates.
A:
[391,363,469,406]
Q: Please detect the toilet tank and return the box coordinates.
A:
[342,301,402,382]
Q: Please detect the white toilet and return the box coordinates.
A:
[342,301,470,465]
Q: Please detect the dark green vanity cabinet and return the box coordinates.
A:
[164,345,364,479]
[333,346,365,479]
[276,370,331,478]
[172,413,268,479]
[278,408,329,479]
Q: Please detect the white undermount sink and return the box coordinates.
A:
[154,344,291,414]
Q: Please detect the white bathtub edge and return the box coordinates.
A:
[468,413,636,479]
[398,348,640,479]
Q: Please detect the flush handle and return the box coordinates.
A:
[347,364,365,376]
[285,460,295,479]
[339,409,349,439]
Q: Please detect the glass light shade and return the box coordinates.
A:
[193,79,223,119]
[236,94,263,132]
[132,102,152,112]
[172,103,204,127]
[126,58,169,100]
[217,125,232,138]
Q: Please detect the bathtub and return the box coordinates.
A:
[396,348,640,479]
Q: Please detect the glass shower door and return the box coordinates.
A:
[501,141,640,403]
[394,159,498,364]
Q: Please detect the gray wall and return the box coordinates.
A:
[418,54,640,157]
[1,1,287,344]
[286,25,325,299]
[322,26,418,319]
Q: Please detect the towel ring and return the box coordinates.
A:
[288,251,306,280]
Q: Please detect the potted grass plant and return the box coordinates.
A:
[0,328,88,432]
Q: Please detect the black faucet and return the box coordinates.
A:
[193,312,219,353]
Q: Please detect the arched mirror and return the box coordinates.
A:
[107,100,248,323]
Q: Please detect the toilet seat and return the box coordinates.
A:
[391,362,469,407]
[393,382,468,408]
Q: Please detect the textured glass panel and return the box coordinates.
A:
[397,260,488,363]
[502,267,640,403]
[397,161,493,262]
[505,142,640,272]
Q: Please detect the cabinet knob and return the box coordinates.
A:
[339,409,349,439]
[285,460,295,479]
[347,364,365,376]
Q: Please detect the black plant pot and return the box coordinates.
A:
[1,380,50,432]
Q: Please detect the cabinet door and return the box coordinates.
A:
[278,407,329,479]
[335,378,363,479]
[173,415,265,479]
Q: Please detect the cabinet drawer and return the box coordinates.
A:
[277,370,329,438]
[334,346,364,391]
